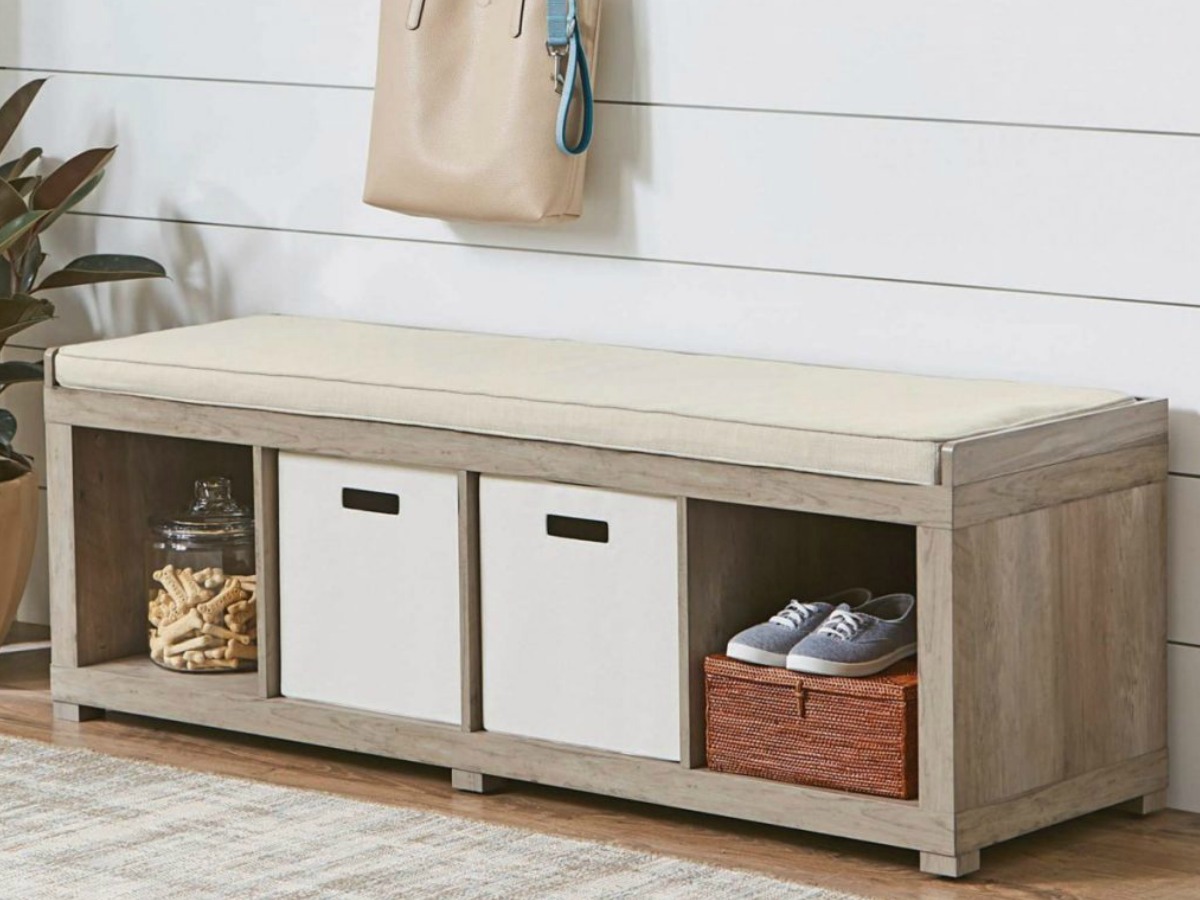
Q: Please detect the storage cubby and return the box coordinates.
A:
[680,499,916,768]
[67,427,254,669]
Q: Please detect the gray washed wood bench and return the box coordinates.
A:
[44,316,1167,877]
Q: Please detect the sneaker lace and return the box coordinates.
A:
[818,608,869,641]
[768,600,820,629]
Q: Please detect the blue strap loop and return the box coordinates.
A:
[546,0,593,156]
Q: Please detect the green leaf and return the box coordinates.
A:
[0,178,26,227]
[0,408,15,446]
[0,294,54,352]
[0,146,42,180]
[32,146,114,213]
[37,254,166,291]
[0,257,10,298]
[0,294,54,327]
[16,238,44,294]
[0,209,47,254]
[0,79,46,162]
[34,170,103,236]
[0,452,33,476]
[0,360,42,387]
[7,176,40,198]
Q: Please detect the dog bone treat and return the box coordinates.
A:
[148,589,170,627]
[226,596,257,632]
[164,633,222,657]
[188,657,239,671]
[199,567,227,591]
[177,568,213,607]
[147,572,257,672]
[158,608,203,645]
[149,631,166,662]
[226,641,257,662]
[153,565,189,607]
[202,623,252,645]
[198,578,248,625]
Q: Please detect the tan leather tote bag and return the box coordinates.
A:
[364,0,602,225]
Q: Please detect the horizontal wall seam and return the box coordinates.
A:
[603,99,1200,141]
[4,64,1200,140]
[70,210,1200,313]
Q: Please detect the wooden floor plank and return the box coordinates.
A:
[4,650,1199,897]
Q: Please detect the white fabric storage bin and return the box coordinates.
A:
[278,453,461,725]
[480,477,681,761]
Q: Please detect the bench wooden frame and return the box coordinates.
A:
[42,349,1169,878]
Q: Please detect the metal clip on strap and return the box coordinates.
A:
[546,0,593,156]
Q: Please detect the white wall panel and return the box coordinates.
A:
[27,214,1200,477]
[4,1,1200,134]
[0,0,380,87]
[1169,645,1200,812]
[6,72,1200,305]
[14,490,47,627]
[1170,477,1200,647]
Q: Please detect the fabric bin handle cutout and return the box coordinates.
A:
[546,514,609,543]
[342,488,401,516]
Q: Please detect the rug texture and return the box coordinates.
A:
[0,736,861,899]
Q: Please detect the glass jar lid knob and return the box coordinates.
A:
[190,476,246,516]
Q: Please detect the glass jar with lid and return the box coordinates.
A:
[146,476,258,673]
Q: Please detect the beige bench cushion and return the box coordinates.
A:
[54,315,1132,485]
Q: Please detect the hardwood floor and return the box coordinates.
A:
[3,650,1198,899]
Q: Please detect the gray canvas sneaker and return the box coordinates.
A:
[726,588,871,667]
[785,593,917,677]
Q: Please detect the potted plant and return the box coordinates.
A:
[0,78,166,641]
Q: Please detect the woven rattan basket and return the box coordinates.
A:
[704,654,918,799]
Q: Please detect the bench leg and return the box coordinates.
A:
[920,850,980,878]
[53,702,105,723]
[451,769,508,794]
[1117,789,1168,816]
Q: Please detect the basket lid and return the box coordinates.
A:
[704,654,917,701]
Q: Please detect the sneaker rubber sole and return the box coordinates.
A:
[784,643,917,677]
[726,643,789,667]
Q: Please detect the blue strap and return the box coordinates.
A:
[547,0,593,156]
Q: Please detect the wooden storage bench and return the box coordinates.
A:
[43,316,1168,878]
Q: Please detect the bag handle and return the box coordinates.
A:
[407,0,525,36]
[546,0,594,155]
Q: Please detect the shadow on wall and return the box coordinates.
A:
[37,209,236,345]
[447,0,649,250]
[2,5,16,69]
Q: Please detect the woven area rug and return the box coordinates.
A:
[0,736,861,899]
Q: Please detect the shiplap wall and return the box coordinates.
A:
[2,0,1198,811]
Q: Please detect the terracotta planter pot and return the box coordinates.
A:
[0,466,38,644]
